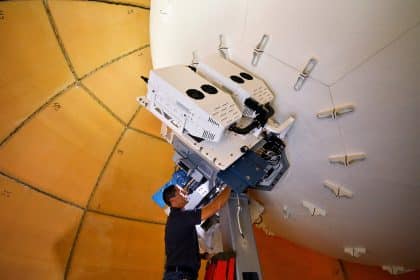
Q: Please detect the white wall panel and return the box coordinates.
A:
[245,0,420,85]
[150,0,247,68]
[150,0,420,267]
[330,24,420,266]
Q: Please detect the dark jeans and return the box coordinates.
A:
[163,270,197,280]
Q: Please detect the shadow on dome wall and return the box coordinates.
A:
[0,0,419,279]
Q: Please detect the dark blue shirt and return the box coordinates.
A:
[164,208,202,272]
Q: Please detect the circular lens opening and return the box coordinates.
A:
[186,89,205,100]
[230,75,244,84]
[201,84,218,94]
[240,72,253,80]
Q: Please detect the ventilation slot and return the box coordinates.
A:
[208,117,220,127]
[154,106,162,115]
[202,130,215,140]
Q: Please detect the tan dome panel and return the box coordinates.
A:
[83,47,151,123]
[67,212,164,279]
[49,1,149,77]
[0,1,74,141]
[89,129,173,223]
[130,107,163,138]
[0,86,124,206]
[0,174,82,279]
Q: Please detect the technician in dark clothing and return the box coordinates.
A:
[162,185,231,280]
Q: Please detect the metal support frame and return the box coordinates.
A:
[219,193,263,280]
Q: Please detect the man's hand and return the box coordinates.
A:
[201,186,231,221]
[199,252,214,260]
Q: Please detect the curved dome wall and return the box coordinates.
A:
[0,0,419,279]
[150,0,420,269]
[0,1,172,278]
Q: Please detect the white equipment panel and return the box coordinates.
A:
[139,65,242,142]
[175,128,262,170]
[197,54,274,117]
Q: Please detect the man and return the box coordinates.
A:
[162,184,231,280]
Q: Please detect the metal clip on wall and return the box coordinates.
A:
[382,265,415,275]
[323,180,353,198]
[294,58,317,91]
[218,34,231,59]
[344,247,366,258]
[191,50,199,67]
[302,200,326,216]
[252,34,269,66]
[317,103,355,119]
[328,152,366,167]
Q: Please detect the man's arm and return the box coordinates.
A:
[201,187,231,220]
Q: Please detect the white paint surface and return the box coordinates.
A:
[150,0,420,267]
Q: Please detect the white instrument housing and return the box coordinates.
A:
[138,65,242,142]
[197,54,274,117]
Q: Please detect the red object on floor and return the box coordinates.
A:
[204,256,235,280]
[227,257,235,280]
[214,260,228,279]
[205,262,216,280]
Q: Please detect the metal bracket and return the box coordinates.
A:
[294,58,317,91]
[328,152,366,167]
[220,194,263,279]
[160,124,174,144]
[382,265,415,275]
[302,200,326,216]
[265,115,296,140]
[323,180,353,198]
[137,96,148,107]
[282,205,291,219]
[252,34,269,66]
[218,34,231,59]
[317,103,354,119]
[344,247,366,258]
[191,50,199,67]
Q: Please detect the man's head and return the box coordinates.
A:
[163,185,188,208]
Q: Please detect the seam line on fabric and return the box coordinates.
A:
[43,0,79,79]
[80,83,126,126]
[0,82,76,147]
[127,126,168,143]
[88,209,165,226]
[0,170,84,210]
[64,126,127,279]
[331,20,420,86]
[87,0,150,10]
[0,171,164,225]
[79,45,150,81]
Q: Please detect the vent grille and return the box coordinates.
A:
[208,117,220,127]
[202,130,215,140]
